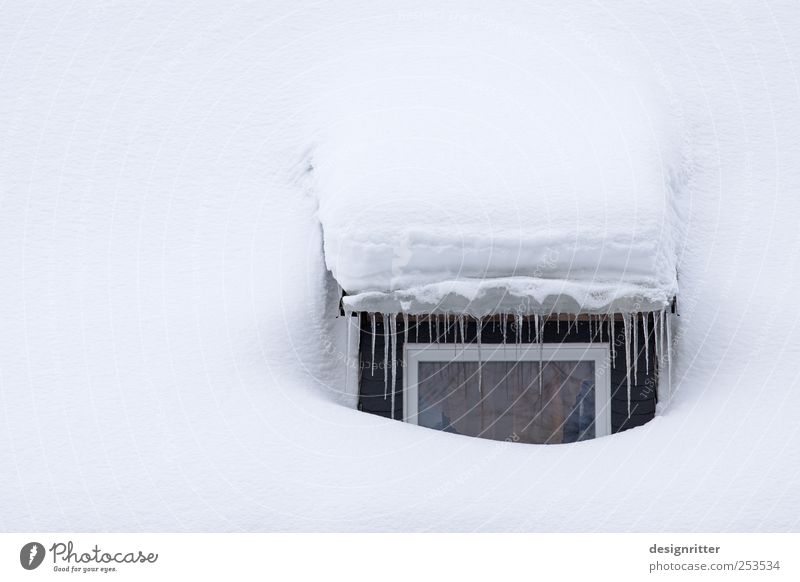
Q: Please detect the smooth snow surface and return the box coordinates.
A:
[2,1,800,532]
[312,25,683,311]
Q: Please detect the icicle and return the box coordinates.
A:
[655,309,664,402]
[344,310,352,395]
[633,312,639,383]
[610,315,616,367]
[447,313,451,344]
[501,313,508,344]
[403,312,409,348]
[600,314,605,343]
[476,316,483,395]
[435,314,441,343]
[622,313,632,416]
[557,314,561,334]
[448,313,453,347]
[453,313,459,352]
[415,314,419,342]
[448,313,457,354]
[427,314,432,341]
[537,313,544,395]
[370,312,377,370]
[666,309,673,404]
[653,311,658,365]
[654,310,661,383]
[390,314,398,419]
[382,314,389,397]
[657,309,665,384]
[643,312,650,375]
[515,312,522,345]
[527,314,532,342]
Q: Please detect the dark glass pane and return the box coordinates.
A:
[417,360,595,444]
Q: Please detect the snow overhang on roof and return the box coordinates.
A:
[342,278,673,317]
[309,27,684,315]
[327,230,677,315]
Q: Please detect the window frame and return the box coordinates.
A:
[404,342,612,440]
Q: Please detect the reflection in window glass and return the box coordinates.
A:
[417,360,595,444]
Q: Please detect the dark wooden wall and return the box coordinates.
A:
[357,314,658,435]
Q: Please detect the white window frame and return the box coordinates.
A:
[404,342,611,439]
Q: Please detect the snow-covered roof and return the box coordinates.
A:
[311,29,683,315]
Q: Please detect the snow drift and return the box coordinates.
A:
[311,28,684,315]
[2,0,800,533]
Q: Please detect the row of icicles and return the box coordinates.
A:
[344,310,673,419]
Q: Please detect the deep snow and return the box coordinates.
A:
[312,21,683,312]
[1,0,800,532]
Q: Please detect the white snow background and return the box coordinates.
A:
[1,0,799,531]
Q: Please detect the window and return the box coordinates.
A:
[404,343,611,444]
